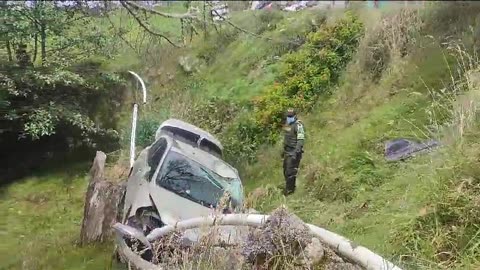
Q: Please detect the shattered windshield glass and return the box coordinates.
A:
[155,151,242,209]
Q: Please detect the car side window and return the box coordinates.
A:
[147,138,168,182]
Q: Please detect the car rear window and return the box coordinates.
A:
[160,126,223,157]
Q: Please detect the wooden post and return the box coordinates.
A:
[80,151,126,245]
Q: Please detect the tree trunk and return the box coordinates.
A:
[181,18,185,45]
[203,1,208,39]
[33,33,38,63]
[80,151,126,245]
[40,23,47,65]
[6,40,12,62]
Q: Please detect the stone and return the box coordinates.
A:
[178,55,203,74]
[304,237,325,266]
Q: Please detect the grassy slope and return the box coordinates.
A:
[0,164,116,270]
[240,6,480,269]
[0,5,187,269]
[0,8,331,269]
[3,3,480,270]
[242,45,448,256]
[179,9,331,101]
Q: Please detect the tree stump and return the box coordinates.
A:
[80,151,126,245]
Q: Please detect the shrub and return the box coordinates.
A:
[187,13,365,165]
[256,10,285,34]
[135,117,159,148]
[196,28,241,64]
[222,117,266,164]
[251,13,364,141]
[358,8,423,81]
[188,97,241,134]
[264,13,362,118]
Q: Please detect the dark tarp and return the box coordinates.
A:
[384,138,440,162]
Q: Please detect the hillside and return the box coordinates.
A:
[2,2,480,270]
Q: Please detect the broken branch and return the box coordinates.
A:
[121,2,182,48]
[207,2,270,41]
[124,1,198,20]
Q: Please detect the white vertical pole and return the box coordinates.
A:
[127,71,147,170]
[130,103,139,169]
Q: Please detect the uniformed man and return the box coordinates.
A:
[281,108,305,195]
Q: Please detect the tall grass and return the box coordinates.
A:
[241,3,480,269]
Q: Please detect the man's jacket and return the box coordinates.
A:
[283,120,305,154]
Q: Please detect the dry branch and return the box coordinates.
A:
[124,1,198,20]
[120,1,183,48]
[207,2,268,40]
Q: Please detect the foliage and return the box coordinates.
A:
[136,117,160,148]
[0,2,130,180]
[358,8,422,81]
[179,12,364,165]
[221,13,364,162]
[241,3,480,270]
[1,63,124,144]
[255,13,363,132]
[188,97,241,134]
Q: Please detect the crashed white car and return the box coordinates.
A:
[120,119,244,238]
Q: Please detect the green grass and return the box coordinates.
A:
[4,3,480,270]
[185,9,328,102]
[239,9,480,268]
[0,164,116,270]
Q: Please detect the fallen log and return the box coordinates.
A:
[80,151,126,245]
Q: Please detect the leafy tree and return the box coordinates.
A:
[0,1,125,158]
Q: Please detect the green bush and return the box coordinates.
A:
[213,13,364,164]
[188,97,241,134]
[135,118,159,148]
[255,12,364,129]
[196,28,241,64]
[186,13,364,165]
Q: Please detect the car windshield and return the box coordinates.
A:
[155,151,242,209]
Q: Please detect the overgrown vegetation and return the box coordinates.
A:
[0,2,128,183]
[175,11,365,164]
[240,2,480,269]
[4,1,480,270]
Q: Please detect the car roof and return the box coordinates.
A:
[168,138,239,180]
[155,119,223,150]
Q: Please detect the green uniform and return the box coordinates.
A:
[282,119,305,194]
